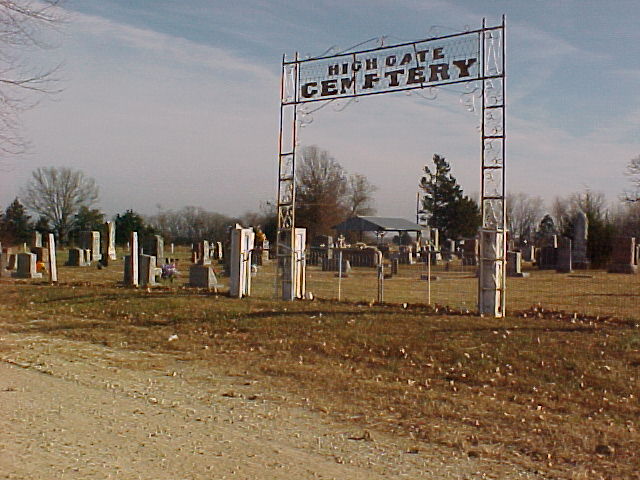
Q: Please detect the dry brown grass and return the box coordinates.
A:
[1,248,638,479]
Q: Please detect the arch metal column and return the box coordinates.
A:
[478,17,507,317]
[276,53,299,300]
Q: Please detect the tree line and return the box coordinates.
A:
[3,151,640,259]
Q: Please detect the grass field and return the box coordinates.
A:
[1,247,639,479]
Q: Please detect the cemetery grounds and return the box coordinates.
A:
[0,247,639,479]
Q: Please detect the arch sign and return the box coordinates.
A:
[276,18,506,317]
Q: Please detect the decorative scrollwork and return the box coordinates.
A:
[460,83,481,113]
[282,64,297,103]
[410,86,438,101]
[484,30,503,76]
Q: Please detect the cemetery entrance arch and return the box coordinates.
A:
[276,18,506,316]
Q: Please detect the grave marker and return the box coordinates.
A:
[12,252,42,279]
[556,237,572,273]
[607,237,638,274]
[32,231,42,248]
[572,211,590,269]
[47,234,58,283]
[230,225,255,298]
[66,248,88,267]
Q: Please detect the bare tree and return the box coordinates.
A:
[21,167,99,243]
[295,145,349,239]
[613,201,640,238]
[506,192,544,244]
[0,1,62,157]
[624,154,640,202]
[346,173,377,217]
[147,206,234,244]
[551,196,572,236]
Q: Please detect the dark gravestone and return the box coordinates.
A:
[556,238,572,273]
[322,257,351,272]
[12,252,42,279]
[507,251,528,277]
[143,235,164,266]
[607,237,638,274]
[138,254,157,286]
[572,211,590,269]
[189,264,219,290]
[538,246,557,270]
[66,248,88,267]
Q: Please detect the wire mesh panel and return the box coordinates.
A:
[278,19,508,316]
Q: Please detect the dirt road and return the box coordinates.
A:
[0,333,541,479]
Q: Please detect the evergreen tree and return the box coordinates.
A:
[0,198,32,244]
[72,207,105,233]
[34,216,52,234]
[535,214,557,244]
[419,154,481,241]
[115,210,155,245]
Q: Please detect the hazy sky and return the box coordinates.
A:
[1,0,639,219]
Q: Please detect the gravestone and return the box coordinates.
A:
[607,237,638,274]
[462,238,479,266]
[66,248,88,267]
[189,264,219,290]
[339,247,381,267]
[105,221,117,260]
[125,232,139,287]
[12,252,42,279]
[0,243,8,277]
[215,241,223,261]
[31,246,49,264]
[398,245,415,265]
[507,251,529,277]
[521,245,535,262]
[138,254,158,286]
[79,231,102,262]
[193,241,211,265]
[391,258,399,275]
[322,257,351,272]
[7,253,17,270]
[47,234,58,283]
[572,211,590,269]
[556,237,572,273]
[447,239,455,254]
[537,246,557,270]
[229,225,255,298]
[144,235,164,265]
[32,231,42,248]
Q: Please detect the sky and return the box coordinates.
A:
[1,0,639,220]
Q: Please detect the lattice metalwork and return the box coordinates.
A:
[277,18,507,316]
[478,18,507,317]
[276,54,299,300]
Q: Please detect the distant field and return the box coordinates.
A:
[1,247,639,479]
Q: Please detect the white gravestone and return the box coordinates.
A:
[47,234,58,283]
[128,232,139,287]
[229,225,254,298]
[282,228,307,300]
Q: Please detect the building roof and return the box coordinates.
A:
[333,216,425,233]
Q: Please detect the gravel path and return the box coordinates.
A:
[0,333,543,479]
